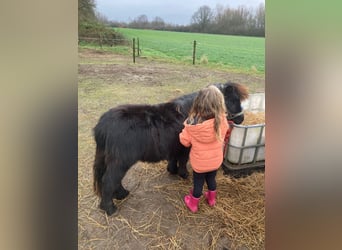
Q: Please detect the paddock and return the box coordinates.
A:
[78,48,265,249]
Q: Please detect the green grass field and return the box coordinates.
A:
[117,28,264,74]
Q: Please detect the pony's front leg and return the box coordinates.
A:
[167,159,178,175]
[177,155,189,179]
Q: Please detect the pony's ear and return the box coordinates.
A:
[224,82,249,101]
[236,83,249,101]
[222,83,234,95]
[224,84,234,93]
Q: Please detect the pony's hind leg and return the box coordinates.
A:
[99,169,117,216]
[99,162,130,216]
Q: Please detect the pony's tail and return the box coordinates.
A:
[93,122,107,197]
[93,121,108,196]
[93,146,106,197]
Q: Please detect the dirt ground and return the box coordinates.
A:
[78,48,265,249]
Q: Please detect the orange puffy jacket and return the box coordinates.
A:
[179,115,229,173]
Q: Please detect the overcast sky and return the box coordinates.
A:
[96,0,265,25]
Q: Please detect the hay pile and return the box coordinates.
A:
[241,111,265,125]
[137,162,265,249]
[79,161,265,250]
[211,171,265,249]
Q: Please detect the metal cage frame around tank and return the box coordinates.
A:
[222,123,265,170]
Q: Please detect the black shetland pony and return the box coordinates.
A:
[93,81,248,215]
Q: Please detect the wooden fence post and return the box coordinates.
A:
[133,38,136,63]
[99,35,103,49]
[137,38,140,56]
[192,40,197,65]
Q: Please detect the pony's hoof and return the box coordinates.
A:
[114,189,129,200]
[178,170,189,179]
[167,165,178,175]
[100,201,117,216]
[105,206,117,216]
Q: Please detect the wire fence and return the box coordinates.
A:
[79,37,197,64]
[78,36,264,72]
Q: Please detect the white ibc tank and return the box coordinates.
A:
[225,93,265,165]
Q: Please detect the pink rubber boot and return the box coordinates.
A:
[184,192,200,213]
[204,190,217,207]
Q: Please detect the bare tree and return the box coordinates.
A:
[191,5,214,32]
[255,3,265,30]
[128,14,149,29]
[151,16,165,30]
[96,11,109,25]
[136,14,149,28]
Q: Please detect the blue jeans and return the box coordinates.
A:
[192,170,217,198]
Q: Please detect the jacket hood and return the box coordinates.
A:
[183,118,217,143]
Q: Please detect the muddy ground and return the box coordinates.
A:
[78,48,265,249]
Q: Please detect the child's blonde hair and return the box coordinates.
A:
[187,85,227,141]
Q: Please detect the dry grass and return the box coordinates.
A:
[241,111,265,125]
[78,48,265,250]
[79,160,265,249]
[150,162,265,249]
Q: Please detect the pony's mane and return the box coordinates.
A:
[230,82,249,101]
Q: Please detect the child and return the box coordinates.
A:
[179,85,229,212]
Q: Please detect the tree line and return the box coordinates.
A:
[108,4,265,37]
[78,0,265,43]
